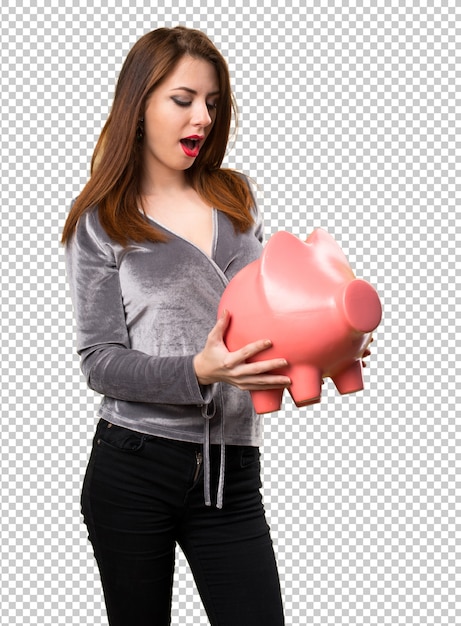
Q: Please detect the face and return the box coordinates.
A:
[141,55,220,182]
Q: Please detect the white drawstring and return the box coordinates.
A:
[201,390,225,509]
[203,416,212,506]
[216,413,226,509]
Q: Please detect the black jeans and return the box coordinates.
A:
[81,419,285,625]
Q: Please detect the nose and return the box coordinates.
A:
[192,101,213,128]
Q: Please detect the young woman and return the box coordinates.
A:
[62,26,290,625]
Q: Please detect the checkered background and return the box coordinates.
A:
[1,1,459,624]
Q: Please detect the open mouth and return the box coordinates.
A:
[181,138,199,150]
[180,137,203,158]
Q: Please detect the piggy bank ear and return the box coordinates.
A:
[261,229,354,278]
[259,232,313,310]
[305,228,352,270]
[259,230,355,311]
[260,231,307,274]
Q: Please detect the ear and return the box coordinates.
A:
[260,230,308,283]
[258,231,315,312]
[258,230,356,313]
[305,228,352,269]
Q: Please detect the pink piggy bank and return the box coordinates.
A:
[218,229,382,414]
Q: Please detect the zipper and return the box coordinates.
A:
[193,451,203,482]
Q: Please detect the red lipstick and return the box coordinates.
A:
[180,135,204,158]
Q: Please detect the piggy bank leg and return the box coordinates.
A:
[288,364,322,407]
[250,389,285,414]
[332,360,364,395]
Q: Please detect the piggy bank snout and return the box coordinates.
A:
[341,279,382,333]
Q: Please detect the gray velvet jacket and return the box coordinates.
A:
[65,201,264,505]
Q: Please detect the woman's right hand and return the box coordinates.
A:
[193,310,292,391]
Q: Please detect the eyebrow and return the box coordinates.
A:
[171,87,220,97]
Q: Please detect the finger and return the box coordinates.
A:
[230,338,275,364]
[223,343,274,370]
[219,308,230,329]
[242,357,289,375]
[222,347,287,373]
[234,374,292,390]
[208,308,230,342]
[224,360,291,389]
[237,381,291,391]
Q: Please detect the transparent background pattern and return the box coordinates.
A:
[1,1,459,624]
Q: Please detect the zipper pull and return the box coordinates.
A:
[193,451,203,482]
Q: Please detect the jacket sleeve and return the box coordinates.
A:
[65,210,213,406]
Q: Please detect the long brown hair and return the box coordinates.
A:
[61,26,255,246]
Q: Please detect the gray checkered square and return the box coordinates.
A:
[1,0,459,624]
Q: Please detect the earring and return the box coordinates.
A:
[136,118,144,141]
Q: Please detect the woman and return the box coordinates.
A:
[62,26,290,625]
